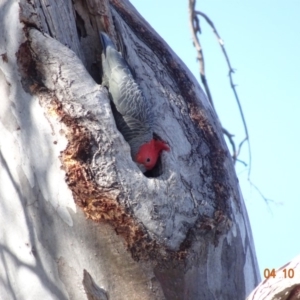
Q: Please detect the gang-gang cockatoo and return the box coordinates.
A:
[100,32,169,172]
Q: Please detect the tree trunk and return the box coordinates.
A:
[0,0,260,299]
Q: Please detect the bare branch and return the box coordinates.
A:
[248,179,283,213]
[188,0,215,110]
[188,1,252,176]
[236,159,247,167]
[222,128,237,161]
[194,9,251,175]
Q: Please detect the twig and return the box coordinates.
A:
[222,128,237,161]
[188,1,251,176]
[248,179,282,210]
[188,1,275,207]
[196,10,252,176]
[236,158,247,167]
[188,0,215,110]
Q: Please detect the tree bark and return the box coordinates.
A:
[0,0,260,299]
[247,255,300,300]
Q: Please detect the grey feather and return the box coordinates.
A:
[100,32,153,158]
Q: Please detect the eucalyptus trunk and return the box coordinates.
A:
[0,0,260,299]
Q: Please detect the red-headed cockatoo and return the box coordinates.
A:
[100,32,169,172]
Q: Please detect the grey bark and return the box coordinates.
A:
[0,0,260,299]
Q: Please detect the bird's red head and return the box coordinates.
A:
[135,139,170,170]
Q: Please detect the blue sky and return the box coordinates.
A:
[130,0,300,279]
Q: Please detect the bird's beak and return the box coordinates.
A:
[137,163,147,173]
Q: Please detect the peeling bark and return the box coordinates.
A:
[0,0,260,299]
[247,255,300,300]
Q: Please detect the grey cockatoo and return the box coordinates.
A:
[100,32,169,172]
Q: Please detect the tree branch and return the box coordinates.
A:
[188,1,252,175]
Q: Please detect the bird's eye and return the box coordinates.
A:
[146,158,151,163]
